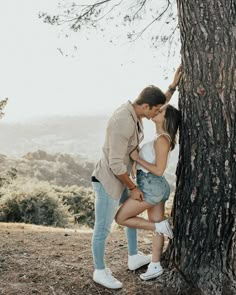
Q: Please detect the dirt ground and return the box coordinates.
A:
[0,222,173,295]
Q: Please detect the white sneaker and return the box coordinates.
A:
[155,219,173,239]
[128,251,151,271]
[140,262,163,281]
[93,268,123,289]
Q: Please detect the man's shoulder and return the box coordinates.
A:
[112,102,135,122]
[106,103,136,136]
[110,110,134,128]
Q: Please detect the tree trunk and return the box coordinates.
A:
[167,1,236,294]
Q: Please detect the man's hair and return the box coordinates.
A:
[135,85,166,107]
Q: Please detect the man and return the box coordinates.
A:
[91,67,182,289]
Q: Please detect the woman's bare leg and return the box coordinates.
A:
[147,202,165,262]
[115,198,155,230]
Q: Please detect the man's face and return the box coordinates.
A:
[143,104,164,119]
[151,105,167,123]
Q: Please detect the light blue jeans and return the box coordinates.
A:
[92,182,137,270]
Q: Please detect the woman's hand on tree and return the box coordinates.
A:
[171,64,182,88]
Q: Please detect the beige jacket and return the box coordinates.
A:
[93,101,143,200]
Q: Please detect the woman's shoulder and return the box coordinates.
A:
[155,133,171,142]
[154,133,171,149]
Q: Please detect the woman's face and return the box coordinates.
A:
[151,105,167,124]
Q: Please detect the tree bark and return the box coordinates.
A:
[167,1,236,294]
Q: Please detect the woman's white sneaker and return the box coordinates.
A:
[93,268,123,289]
[155,219,173,239]
[140,262,163,281]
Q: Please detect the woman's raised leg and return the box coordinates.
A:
[115,198,154,230]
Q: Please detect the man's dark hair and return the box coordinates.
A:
[135,85,166,107]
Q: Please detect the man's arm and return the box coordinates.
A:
[116,173,144,202]
[108,117,144,201]
[165,65,182,103]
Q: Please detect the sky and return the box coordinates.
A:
[0,0,180,123]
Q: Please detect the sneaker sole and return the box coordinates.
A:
[140,270,164,281]
[93,278,123,289]
[128,258,151,271]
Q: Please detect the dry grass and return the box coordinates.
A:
[0,222,172,295]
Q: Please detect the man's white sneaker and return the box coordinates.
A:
[140,262,163,281]
[93,268,123,289]
[155,219,173,239]
[128,251,151,271]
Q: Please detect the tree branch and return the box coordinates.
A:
[93,0,123,23]
[0,98,8,119]
[132,0,148,19]
[133,0,171,41]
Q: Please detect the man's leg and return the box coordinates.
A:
[91,182,123,289]
[125,227,137,255]
[92,182,119,269]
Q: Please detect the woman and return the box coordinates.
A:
[115,104,180,280]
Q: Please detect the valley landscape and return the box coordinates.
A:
[0,115,178,294]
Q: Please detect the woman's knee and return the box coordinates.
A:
[115,210,127,225]
[115,212,125,225]
[148,210,164,223]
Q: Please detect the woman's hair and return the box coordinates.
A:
[164,105,181,150]
[136,85,166,107]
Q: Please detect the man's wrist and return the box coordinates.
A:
[129,185,137,191]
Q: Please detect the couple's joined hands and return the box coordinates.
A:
[129,149,144,201]
[130,186,144,202]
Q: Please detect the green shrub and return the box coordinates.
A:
[0,179,69,227]
[0,168,17,192]
[55,186,95,228]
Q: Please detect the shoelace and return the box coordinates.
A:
[105,269,119,283]
[137,251,145,256]
[144,264,160,275]
[147,264,154,271]
[105,268,112,274]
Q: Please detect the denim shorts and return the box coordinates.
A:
[137,170,170,205]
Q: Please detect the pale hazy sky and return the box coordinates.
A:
[0,0,180,123]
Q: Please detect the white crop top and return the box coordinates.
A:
[136,133,171,173]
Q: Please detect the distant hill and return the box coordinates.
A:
[0,116,109,161]
[0,150,94,188]
[0,115,179,161]
[0,115,179,187]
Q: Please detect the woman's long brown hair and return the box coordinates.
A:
[164,105,181,150]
